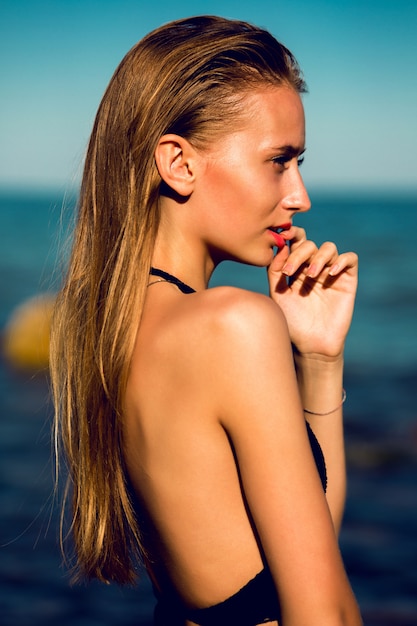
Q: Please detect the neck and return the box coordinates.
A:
[153,193,230,290]
[152,232,217,293]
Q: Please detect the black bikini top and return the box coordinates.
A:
[154,568,280,626]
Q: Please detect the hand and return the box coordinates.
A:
[268,226,358,358]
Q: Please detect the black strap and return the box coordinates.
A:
[150,267,196,294]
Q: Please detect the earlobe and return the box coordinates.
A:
[155,134,196,197]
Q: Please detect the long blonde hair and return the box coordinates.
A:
[50,15,306,584]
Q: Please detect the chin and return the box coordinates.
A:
[251,247,275,267]
[215,244,274,268]
[234,250,274,268]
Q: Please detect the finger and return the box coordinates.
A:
[284,226,307,251]
[328,251,359,277]
[268,226,307,272]
[303,241,339,278]
[268,226,307,275]
[281,239,318,276]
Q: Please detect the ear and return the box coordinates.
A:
[154,134,197,197]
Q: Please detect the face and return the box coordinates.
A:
[193,86,311,267]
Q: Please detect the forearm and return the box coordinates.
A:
[294,352,346,534]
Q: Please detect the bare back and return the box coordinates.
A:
[124,283,267,610]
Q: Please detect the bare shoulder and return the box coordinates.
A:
[192,285,290,351]
[182,286,296,415]
[194,286,292,372]
[132,285,294,417]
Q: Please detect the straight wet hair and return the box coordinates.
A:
[50,15,307,584]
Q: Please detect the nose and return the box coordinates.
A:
[282,166,311,214]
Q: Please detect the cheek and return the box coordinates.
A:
[206,169,248,213]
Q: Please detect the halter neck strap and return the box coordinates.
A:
[149,267,196,294]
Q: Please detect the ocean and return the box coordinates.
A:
[1,189,416,625]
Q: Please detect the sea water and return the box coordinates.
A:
[1,189,416,625]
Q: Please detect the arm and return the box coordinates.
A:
[268,227,358,532]
[215,293,362,625]
[295,354,346,533]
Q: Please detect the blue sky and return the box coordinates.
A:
[1,0,416,191]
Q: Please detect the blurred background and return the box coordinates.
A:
[1,1,416,624]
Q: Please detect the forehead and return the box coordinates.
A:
[243,86,305,142]
[207,86,305,156]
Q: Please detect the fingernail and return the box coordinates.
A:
[329,264,339,276]
[307,264,317,277]
[282,263,293,275]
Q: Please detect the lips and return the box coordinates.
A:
[269,222,292,234]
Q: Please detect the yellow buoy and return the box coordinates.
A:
[3,294,56,371]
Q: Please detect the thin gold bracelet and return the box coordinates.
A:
[303,389,346,416]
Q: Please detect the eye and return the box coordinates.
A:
[272,156,290,169]
[271,154,305,170]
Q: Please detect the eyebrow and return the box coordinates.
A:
[271,145,306,157]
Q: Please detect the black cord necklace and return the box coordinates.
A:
[149,267,196,294]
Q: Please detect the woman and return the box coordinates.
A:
[51,15,363,626]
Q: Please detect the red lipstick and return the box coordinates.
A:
[268,223,292,250]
